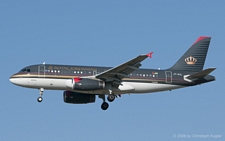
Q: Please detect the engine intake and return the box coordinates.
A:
[66,78,105,90]
[63,91,95,104]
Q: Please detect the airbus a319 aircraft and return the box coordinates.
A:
[10,36,216,110]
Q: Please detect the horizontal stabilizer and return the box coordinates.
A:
[187,68,216,79]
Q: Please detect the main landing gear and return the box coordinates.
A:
[99,94,117,110]
[101,102,109,110]
[99,95,109,110]
[37,88,44,102]
[107,94,115,102]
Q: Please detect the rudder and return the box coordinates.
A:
[168,36,211,72]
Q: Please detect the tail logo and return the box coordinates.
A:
[185,56,197,65]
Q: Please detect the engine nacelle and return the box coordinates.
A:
[66,78,105,90]
[63,91,96,104]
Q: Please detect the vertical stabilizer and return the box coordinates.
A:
[168,36,211,72]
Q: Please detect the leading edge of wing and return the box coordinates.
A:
[95,52,153,81]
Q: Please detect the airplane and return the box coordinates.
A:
[9,36,216,110]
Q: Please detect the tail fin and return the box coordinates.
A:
[168,36,211,72]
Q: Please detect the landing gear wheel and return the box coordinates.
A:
[37,88,44,103]
[107,94,115,102]
[37,97,43,102]
[101,102,109,110]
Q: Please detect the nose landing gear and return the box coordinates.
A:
[37,97,43,102]
[37,88,44,102]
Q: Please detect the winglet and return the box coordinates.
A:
[147,52,153,58]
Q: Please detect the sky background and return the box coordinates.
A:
[0,0,224,140]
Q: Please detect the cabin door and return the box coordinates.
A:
[38,65,45,77]
[165,71,172,83]
[93,70,97,76]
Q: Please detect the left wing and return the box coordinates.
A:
[95,52,153,86]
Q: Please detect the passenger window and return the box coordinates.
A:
[27,69,30,72]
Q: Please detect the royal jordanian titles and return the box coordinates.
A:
[10,36,216,110]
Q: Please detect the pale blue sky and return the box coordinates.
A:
[1,1,224,140]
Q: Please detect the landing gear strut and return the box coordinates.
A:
[99,94,109,110]
[37,88,44,102]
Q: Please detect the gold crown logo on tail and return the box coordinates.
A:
[185,56,197,65]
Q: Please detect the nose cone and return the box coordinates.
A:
[9,77,17,84]
[9,74,20,86]
[10,74,28,87]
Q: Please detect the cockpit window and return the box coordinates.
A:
[20,68,31,72]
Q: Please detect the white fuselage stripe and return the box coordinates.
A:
[9,78,185,94]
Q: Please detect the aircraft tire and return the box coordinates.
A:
[101,102,109,110]
[37,97,43,102]
[107,95,115,102]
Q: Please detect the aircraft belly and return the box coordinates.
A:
[123,82,184,93]
[112,83,135,93]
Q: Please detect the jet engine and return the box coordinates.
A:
[66,78,105,90]
[63,91,95,104]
